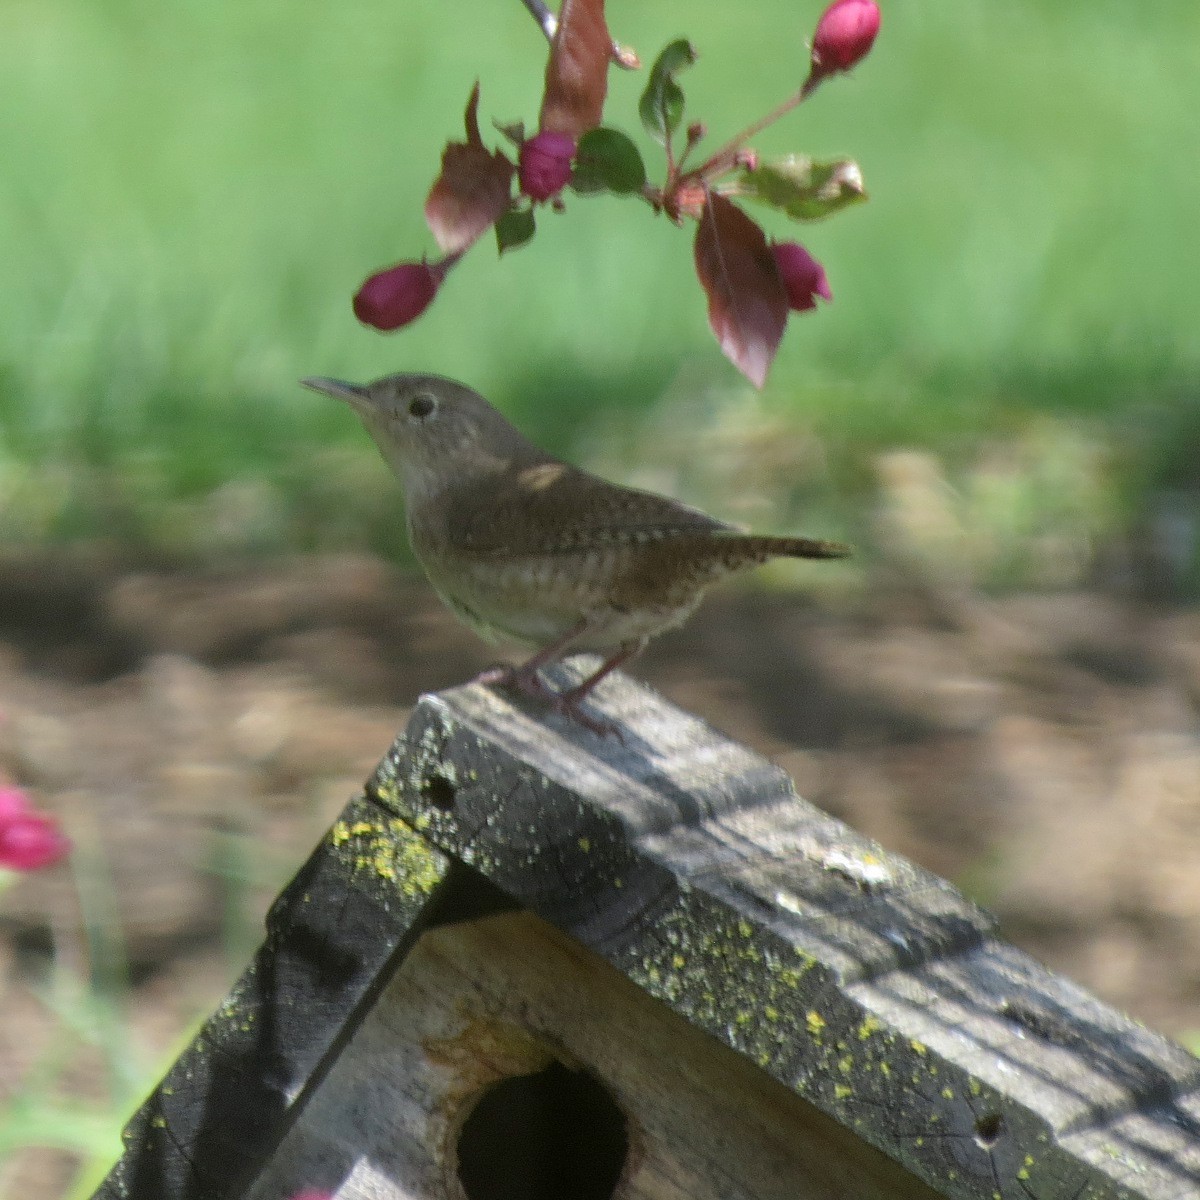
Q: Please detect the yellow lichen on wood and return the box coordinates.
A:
[330,813,445,898]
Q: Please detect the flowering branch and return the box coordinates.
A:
[349,0,880,387]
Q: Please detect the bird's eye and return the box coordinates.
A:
[408,392,437,420]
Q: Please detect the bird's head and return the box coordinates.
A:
[301,373,536,494]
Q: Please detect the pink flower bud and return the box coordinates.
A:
[353,261,443,331]
[806,0,881,90]
[0,788,69,871]
[771,242,833,312]
[519,131,576,203]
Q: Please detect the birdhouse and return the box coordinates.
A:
[95,668,1200,1200]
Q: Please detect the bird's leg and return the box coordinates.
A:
[472,618,593,698]
[474,628,644,738]
[551,640,647,737]
[561,640,645,703]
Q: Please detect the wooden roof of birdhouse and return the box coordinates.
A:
[95,667,1200,1200]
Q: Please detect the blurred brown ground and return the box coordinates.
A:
[1,549,1198,1194]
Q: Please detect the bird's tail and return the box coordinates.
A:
[624,531,852,600]
[743,534,853,561]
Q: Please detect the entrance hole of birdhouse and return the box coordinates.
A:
[455,1058,628,1200]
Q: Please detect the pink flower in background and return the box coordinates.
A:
[771,242,833,312]
[519,131,576,202]
[0,787,70,871]
[287,1191,334,1200]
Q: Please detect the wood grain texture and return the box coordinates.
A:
[243,909,944,1200]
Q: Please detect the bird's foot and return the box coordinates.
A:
[550,686,625,741]
[473,665,623,739]
[472,663,555,701]
[472,663,515,688]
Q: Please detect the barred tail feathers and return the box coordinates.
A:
[743,534,852,561]
[611,529,852,609]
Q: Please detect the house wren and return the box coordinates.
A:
[301,373,850,733]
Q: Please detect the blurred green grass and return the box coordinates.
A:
[1,0,1198,579]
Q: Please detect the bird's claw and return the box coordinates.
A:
[552,688,625,741]
[473,667,624,740]
[472,663,515,689]
[473,664,550,699]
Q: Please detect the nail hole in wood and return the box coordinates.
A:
[973,1112,1004,1148]
[424,772,457,810]
[456,1059,628,1200]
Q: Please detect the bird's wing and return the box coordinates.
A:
[442,461,736,556]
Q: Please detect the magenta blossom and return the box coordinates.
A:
[806,0,881,92]
[0,788,26,821]
[519,131,576,203]
[771,242,833,312]
[0,787,69,872]
[353,260,446,331]
[287,1192,334,1200]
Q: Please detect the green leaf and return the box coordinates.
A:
[495,206,536,255]
[733,156,868,222]
[638,39,697,145]
[571,127,647,196]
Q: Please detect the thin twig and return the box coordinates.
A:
[516,0,640,70]
[519,0,557,42]
[687,88,807,181]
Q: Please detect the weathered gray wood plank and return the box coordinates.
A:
[244,909,945,1200]
[94,666,1200,1200]
[94,792,462,1200]
[368,667,1200,1199]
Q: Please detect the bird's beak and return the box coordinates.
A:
[300,377,369,408]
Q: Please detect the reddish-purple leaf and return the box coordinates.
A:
[538,0,611,138]
[425,85,515,255]
[462,81,486,148]
[693,193,789,388]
